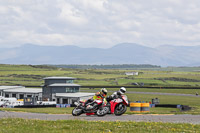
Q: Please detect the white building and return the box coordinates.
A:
[125,72,139,76]
[0,86,42,100]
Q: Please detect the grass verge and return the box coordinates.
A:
[0,118,200,133]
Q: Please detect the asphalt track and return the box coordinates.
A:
[1,111,200,124]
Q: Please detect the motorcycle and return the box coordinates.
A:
[72,97,108,117]
[106,95,128,116]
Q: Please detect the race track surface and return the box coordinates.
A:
[1,111,200,124]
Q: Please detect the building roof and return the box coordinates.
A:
[43,77,76,80]
[49,83,80,87]
[55,92,94,98]
[3,88,42,93]
[0,86,24,90]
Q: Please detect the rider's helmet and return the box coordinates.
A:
[119,87,126,95]
[100,88,107,96]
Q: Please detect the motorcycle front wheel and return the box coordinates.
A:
[72,107,83,116]
[96,107,109,117]
[114,103,127,116]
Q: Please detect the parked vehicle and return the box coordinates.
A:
[0,97,23,107]
[106,95,129,116]
[72,98,108,117]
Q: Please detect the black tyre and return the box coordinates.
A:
[114,104,127,116]
[72,107,83,116]
[96,107,109,117]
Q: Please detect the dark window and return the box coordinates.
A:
[53,99,55,101]
[63,99,68,104]
[0,92,1,96]
[5,93,9,98]
[12,94,16,98]
[27,95,32,97]
[57,98,60,104]
[19,94,24,99]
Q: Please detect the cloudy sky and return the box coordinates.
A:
[0,0,200,48]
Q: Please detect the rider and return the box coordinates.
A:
[84,88,108,109]
[106,87,126,102]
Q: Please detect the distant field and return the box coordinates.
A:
[0,64,200,87]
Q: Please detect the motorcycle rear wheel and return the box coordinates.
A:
[72,107,83,116]
[114,103,127,116]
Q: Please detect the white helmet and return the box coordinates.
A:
[119,87,126,95]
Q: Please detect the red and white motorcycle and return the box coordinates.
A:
[106,95,129,116]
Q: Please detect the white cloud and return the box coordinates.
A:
[0,0,200,48]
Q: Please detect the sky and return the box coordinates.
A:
[0,0,200,48]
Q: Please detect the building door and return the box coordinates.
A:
[63,99,68,104]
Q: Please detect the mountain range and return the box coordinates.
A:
[0,43,200,67]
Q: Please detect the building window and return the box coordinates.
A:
[66,88,70,92]
[66,87,77,93]
[19,94,24,99]
[63,99,68,104]
[5,93,9,98]
[53,99,55,101]
[27,95,32,97]
[66,80,73,83]
[57,98,60,104]
[0,92,1,96]
[12,94,16,98]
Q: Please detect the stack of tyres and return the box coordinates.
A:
[130,102,150,113]
[130,102,141,112]
[141,103,150,112]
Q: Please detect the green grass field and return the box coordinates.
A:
[0,64,200,87]
[0,118,200,133]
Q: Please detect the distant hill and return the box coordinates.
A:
[0,43,200,66]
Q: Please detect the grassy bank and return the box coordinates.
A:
[0,118,200,133]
